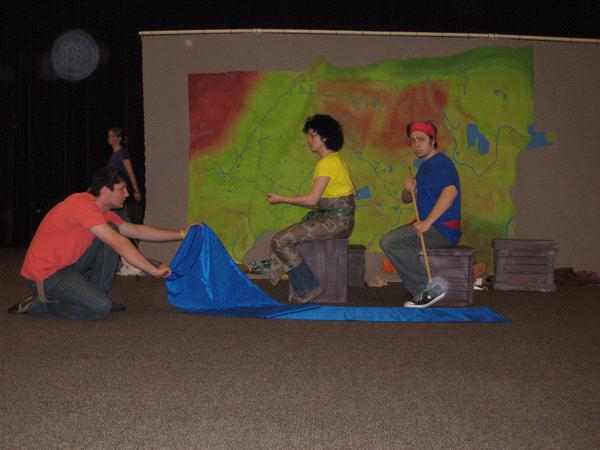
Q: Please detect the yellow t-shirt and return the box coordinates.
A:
[314,152,354,198]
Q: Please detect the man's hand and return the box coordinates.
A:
[402,176,416,203]
[413,220,431,235]
[150,264,172,278]
[180,221,202,239]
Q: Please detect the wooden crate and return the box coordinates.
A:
[493,239,558,292]
[348,244,366,287]
[288,239,348,304]
[418,246,476,307]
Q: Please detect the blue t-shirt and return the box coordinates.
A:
[108,148,130,181]
[415,152,462,245]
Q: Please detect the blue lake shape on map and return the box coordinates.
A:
[527,124,553,149]
[466,123,490,155]
[356,185,372,200]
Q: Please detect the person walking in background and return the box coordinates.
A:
[107,127,144,225]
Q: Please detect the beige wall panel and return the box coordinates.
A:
[141,33,600,272]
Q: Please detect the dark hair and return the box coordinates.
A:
[303,114,344,151]
[109,126,128,145]
[89,167,126,196]
[406,121,438,149]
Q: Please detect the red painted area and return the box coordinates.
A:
[380,82,448,151]
[358,112,375,141]
[315,80,449,153]
[188,72,263,157]
[323,99,376,144]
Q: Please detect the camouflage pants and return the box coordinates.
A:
[269,195,355,285]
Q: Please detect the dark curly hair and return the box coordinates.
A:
[89,166,126,196]
[303,114,344,151]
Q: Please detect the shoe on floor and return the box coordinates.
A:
[116,259,143,276]
[404,284,446,308]
[110,303,128,312]
[7,296,34,314]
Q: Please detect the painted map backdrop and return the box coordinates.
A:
[187,46,552,268]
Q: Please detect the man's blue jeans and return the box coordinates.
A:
[380,224,452,298]
[26,237,119,320]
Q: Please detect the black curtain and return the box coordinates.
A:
[1,2,146,247]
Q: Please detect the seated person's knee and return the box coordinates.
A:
[380,234,391,251]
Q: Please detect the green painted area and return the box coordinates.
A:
[188,46,549,269]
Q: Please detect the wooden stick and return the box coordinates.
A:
[408,167,432,282]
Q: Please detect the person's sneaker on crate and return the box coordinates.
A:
[249,259,271,276]
[404,284,446,308]
[7,296,34,314]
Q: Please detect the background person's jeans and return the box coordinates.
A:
[380,224,452,298]
[27,236,119,320]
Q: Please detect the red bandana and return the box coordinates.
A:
[409,122,436,137]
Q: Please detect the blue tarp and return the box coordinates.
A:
[166,225,509,323]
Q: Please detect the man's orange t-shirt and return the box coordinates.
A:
[21,193,124,281]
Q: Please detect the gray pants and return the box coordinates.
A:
[26,236,119,320]
[380,224,452,297]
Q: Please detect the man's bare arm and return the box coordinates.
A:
[90,223,171,277]
[119,222,185,242]
[413,185,458,234]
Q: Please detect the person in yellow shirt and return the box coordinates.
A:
[266,114,356,303]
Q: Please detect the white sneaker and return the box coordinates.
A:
[116,259,143,276]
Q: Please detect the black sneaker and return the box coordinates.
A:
[404,284,446,308]
[110,303,128,312]
[7,296,34,314]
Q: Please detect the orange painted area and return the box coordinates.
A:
[188,72,263,158]
[380,82,448,151]
[382,259,398,275]
[357,112,375,141]
[314,80,449,153]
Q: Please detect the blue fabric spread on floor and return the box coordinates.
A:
[166,225,509,323]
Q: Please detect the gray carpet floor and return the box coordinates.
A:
[1,248,599,449]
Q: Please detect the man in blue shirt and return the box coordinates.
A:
[380,121,461,307]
